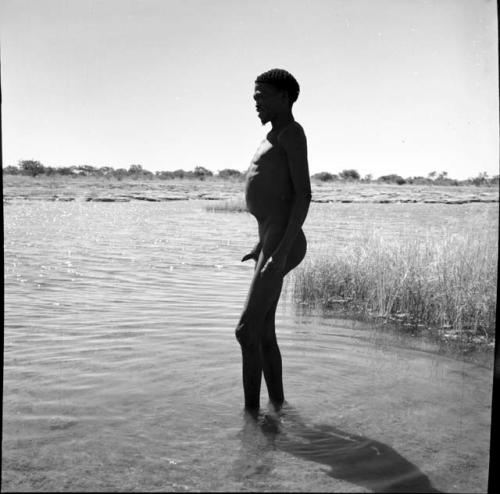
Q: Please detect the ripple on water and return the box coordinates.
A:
[3,200,495,492]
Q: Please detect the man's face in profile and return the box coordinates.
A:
[253,82,287,125]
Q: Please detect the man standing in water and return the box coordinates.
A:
[236,69,311,410]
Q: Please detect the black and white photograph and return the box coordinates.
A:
[1,0,498,492]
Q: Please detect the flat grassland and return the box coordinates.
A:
[3,174,499,204]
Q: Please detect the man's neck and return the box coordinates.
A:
[270,111,294,132]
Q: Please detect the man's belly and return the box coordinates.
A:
[245,179,291,221]
[245,165,292,221]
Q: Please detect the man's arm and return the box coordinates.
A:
[271,123,311,264]
[241,241,262,262]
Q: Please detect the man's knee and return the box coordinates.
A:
[235,322,259,350]
[261,331,277,352]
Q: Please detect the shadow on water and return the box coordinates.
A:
[235,403,441,493]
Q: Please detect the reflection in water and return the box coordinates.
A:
[236,403,441,493]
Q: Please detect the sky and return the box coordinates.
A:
[0,0,498,179]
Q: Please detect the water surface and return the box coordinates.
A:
[3,200,495,492]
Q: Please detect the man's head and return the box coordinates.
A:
[254,68,300,124]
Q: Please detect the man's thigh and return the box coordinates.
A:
[243,256,283,323]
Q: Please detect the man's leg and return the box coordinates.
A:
[235,253,283,410]
[261,288,284,406]
[261,231,307,407]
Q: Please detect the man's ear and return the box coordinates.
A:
[280,90,290,107]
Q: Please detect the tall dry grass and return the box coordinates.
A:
[205,197,248,213]
[291,228,497,341]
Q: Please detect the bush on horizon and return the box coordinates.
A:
[19,160,45,177]
[339,169,361,181]
[193,166,213,180]
[3,161,499,186]
[218,168,244,180]
[312,171,337,182]
[378,174,406,185]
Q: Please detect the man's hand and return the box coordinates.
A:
[241,250,259,263]
[241,242,262,263]
[260,253,287,275]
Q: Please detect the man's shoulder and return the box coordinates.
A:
[278,121,306,148]
[278,121,307,146]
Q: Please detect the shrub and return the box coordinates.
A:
[98,166,115,177]
[405,176,433,185]
[173,169,192,179]
[218,168,243,180]
[378,174,406,185]
[128,164,144,174]
[193,166,213,180]
[489,175,499,186]
[469,172,491,187]
[77,165,98,176]
[2,165,20,175]
[57,166,77,176]
[312,172,337,182]
[113,168,129,180]
[339,169,360,181]
[19,160,45,177]
[44,167,57,176]
[156,170,175,179]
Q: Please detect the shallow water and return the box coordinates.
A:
[3,200,495,492]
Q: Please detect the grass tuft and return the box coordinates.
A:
[290,228,497,343]
[205,197,248,213]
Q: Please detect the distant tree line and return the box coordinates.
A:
[3,160,498,186]
[311,169,499,187]
[2,161,244,181]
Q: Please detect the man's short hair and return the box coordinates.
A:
[255,68,300,104]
